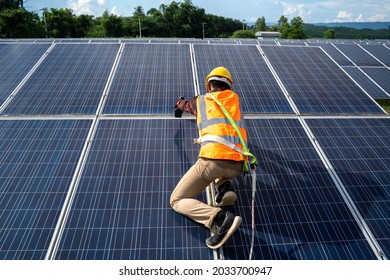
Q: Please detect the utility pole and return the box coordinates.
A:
[138,16,142,38]
[243,20,246,30]
[41,8,48,38]
[202,23,206,39]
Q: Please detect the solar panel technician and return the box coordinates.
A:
[171,66,255,249]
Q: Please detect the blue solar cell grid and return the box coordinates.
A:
[308,43,354,66]
[360,45,390,67]
[2,44,120,115]
[361,68,390,97]
[0,119,92,260]
[306,118,390,258]
[0,44,50,106]
[103,44,194,115]
[194,44,293,114]
[1,40,389,261]
[334,44,383,66]
[54,119,213,260]
[343,67,390,99]
[221,118,377,260]
[261,46,385,115]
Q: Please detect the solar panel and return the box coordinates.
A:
[221,118,378,260]
[54,118,213,260]
[308,43,354,66]
[1,44,120,115]
[306,117,390,258]
[207,38,238,45]
[103,44,194,115]
[1,40,389,262]
[258,40,278,46]
[278,41,307,46]
[0,119,92,260]
[239,39,260,45]
[0,44,50,107]
[193,44,293,113]
[333,44,383,66]
[359,45,390,67]
[261,46,385,114]
[342,67,390,99]
[361,68,390,97]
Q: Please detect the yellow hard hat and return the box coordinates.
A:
[205,67,234,89]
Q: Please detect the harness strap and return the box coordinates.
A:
[195,134,256,164]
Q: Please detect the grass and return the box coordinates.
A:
[375,99,390,114]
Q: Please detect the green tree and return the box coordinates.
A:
[133,6,144,37]
[85,18,105,38]
[101,10,124,37]
[0,0,23,9]
[204,14,241,38]
[278,15,290,38]
[277,15,288,30]
[146,7,163,36]
[45,8,77,38]
[323,29,336,39]
[288,16,306,39]
[254,16,267,32]
[176,0,205,37]
[232,29,256,38]
[161,1,180,37]
[0,7,42,38]
[75,14,94,37]
[280,16,307,39]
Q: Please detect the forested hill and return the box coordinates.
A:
[303,23,390,39]
[1,0,389,39]
[313,22,390,30]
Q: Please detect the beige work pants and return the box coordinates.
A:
[170,157,243,229]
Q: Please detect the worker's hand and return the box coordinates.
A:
[175,96,185,105]
[174,96,185,118]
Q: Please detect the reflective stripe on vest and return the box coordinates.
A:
[198,96,245,130]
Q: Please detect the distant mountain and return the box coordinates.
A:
[263,22,390,30]
[313,22,390,30]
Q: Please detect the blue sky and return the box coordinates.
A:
[25,0,390,23]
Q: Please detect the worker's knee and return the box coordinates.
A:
[169,194,179,210]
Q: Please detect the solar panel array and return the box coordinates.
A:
[103,44,194,115]
[2,44,120,115]
[342,67,390,99]
[0,119,92,259]
[0,38,389,260]
[0,44,50,106]
[260,46,385,114]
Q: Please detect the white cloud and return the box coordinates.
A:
[370,7,390,21]
[110,6,119,16]
[68,0,94,15]
[333,10,353,22]
[282,4,312,21]
[333,7,390,22]
[369,14,386,21]
[68,0,106,15]
[355,14,365,22]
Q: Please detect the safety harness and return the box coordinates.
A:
[195,93,257,172]
[196,93,258,260]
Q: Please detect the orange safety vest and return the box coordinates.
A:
[196,90,247,161]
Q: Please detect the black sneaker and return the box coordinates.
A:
[206,211,242,249]
[215,181,237,207]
